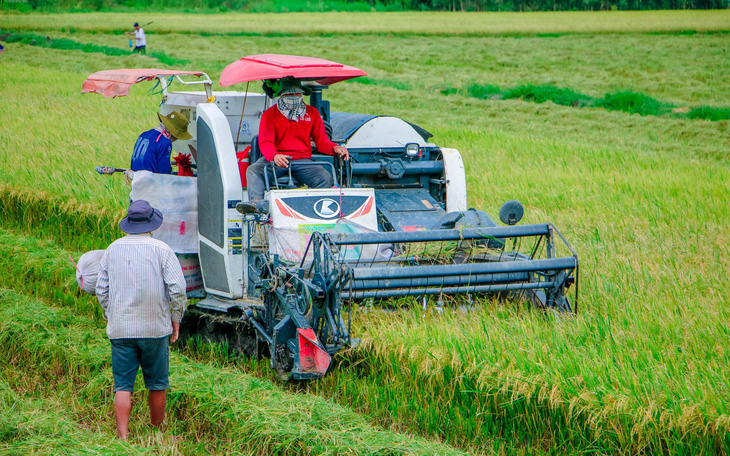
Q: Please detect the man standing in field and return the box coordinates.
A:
[130,111,192,174]
[96,199,187,440]
[125,22,146,54]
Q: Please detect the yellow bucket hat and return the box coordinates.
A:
[157,111,192,140]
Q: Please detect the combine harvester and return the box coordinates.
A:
[83,54,579,380]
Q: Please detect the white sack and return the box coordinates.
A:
[130,170,198,253]
[176,253,203,293]
[75,249,106,295]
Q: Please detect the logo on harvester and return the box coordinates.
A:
[313,198,340,219]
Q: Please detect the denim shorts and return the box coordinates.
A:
[110,337,170,392]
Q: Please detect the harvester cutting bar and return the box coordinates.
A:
[344,281,555,299]
[330,223,552,245]
[352,257,576,280]
[351,271,531,289]
[345,258,574,299]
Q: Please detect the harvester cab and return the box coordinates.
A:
[82,54,579,381]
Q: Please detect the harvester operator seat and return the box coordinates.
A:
[248,134,262,165]
[249,135,338,192]
[249,135,301,191]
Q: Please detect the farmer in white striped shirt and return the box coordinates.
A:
[96,199,187,440]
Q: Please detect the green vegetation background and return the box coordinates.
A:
[0,9,729,456]
[3,0,728,14]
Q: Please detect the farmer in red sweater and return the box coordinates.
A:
[241,77,349,213]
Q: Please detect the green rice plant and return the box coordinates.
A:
[0,227,104,319]
[353,76,412,91]
[686,105,730,121]
[450,83,730,121]
[0,287,470,455]
[0,12,729,455]
[1,31,189,66]
[0,379,146,454]
[463,83,503,99]
[2,11,730,37]
[504,84,596,107]
[5,32,129,56]
[0,184,123,252]
[437,84,460,95]
[0,225,487,452]
[332,305,730,454]
[597,90,675,116]
[2,214,726,454]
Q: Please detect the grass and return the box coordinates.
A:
[597,89,675,115]
[2,212,726,453]
[0,10,729,455]
[687,105,730,121]
[0,183,123,252]
[447,83,730,120]
[0,226,538,454]
[5,19,730,105]
[1,31,190,66]
[2,11,730,36]
[0,283,472,455]
[0,377,146,454]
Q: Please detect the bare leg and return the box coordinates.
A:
[114,391,132,440]
[148,389,167,426]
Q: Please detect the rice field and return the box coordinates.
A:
[1,10,729,455]
[4,10,730,35]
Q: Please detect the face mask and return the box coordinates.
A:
[277,94,306,121]
[281,95,303,110]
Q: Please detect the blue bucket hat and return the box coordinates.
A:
[120,200,163,234]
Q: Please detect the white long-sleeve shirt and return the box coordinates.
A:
[96,234,186,339]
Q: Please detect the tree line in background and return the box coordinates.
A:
[4,0,727,13]
[396,0,725,9]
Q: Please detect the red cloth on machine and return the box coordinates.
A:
[258,104,336,162]
[173,153,194,176]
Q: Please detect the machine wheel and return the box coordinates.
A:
[294,277,312,316]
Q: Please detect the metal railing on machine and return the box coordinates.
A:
[302,224,579,313]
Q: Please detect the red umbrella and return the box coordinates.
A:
[220,54,367,87]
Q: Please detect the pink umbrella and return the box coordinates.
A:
[220,54,367,87]
[82,69,207,98]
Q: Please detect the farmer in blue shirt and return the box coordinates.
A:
[130,111,191,174]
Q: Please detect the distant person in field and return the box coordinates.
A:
[130,111,192,174]
[126,22,146,54]
[96,199,187,440]
[240,77,349,213]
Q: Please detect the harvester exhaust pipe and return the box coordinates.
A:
[307,84,330,123]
